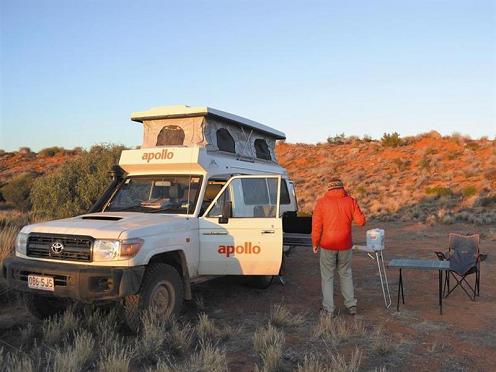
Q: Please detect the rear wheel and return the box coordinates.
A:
[24,294,68,319]
[123,263,183,332]
[247,275,274,289]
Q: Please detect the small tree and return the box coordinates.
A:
[31,144,126,219]
[381,132,402,147]
[1,172,39,211]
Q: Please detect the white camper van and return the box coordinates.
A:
[3,105,311,330]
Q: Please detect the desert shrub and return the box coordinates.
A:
[446,149,463,160]
[1,172,39,211]
[313,313,366,345]
[465,141,480,151]
[31,144,125,219]
[98,343,133,372]
[355,186,366,195]
[362,135,372,142]
[425,186,452,198]
[417,155,431,170]
[381,132,402,147]
[196,313,238,343]
[167,319,194,356]
[135,310,168,362]
[18,147,32,154]
[269,303,304,328]
[38,146,65,158]
[462,186,477,198]
[183,342,228,372]
[0,225,18,264]
[327,133,347,145]
[42,309,80,345]
[50,330,95,372]
[392,158,410,171]
[253,324,285,372]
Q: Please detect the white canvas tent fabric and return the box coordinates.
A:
[141,116,278,162]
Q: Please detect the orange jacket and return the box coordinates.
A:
[312,188,366,250]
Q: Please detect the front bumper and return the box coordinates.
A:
[2,256,145,302]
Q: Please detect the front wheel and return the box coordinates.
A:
[123,263,183,332]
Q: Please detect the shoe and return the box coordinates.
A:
[320,307,337,318]
[347,306,357,315]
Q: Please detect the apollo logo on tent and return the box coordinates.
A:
[217,242,261,257]
[142,149,174,163]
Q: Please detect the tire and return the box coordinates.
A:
[247,275,274,289]
[123,263,183,332]
[24,294,68,319]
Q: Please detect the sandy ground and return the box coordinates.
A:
[0,221,495,371]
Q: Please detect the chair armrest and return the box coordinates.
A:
[434,251,447,260]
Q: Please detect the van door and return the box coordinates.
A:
[198,175,282,275]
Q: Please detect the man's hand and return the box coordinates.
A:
[313,245,319,254]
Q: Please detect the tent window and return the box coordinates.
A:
[216,128,236,153]
[156,125,185,146]
[254,139,271,160]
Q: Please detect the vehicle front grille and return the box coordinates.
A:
[27,233,93,262]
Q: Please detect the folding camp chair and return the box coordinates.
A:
[434,233,482,301]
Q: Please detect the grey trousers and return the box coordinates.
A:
[320,248,357,312]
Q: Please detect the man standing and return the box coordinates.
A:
[312,179,366,316]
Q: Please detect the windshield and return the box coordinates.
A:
[105,175,203,214]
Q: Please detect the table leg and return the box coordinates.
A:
[439,269,443,315]
[397,268,403,311]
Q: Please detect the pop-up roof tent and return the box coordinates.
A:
[131,105,286,162]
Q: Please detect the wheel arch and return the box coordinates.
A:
[148,250,191,300]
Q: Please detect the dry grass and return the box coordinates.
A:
[195,313,239,343]
[313,313,366,345]
[167,318,194,356]
[253,324,285,372]
[135,310,168,362]
[50,330,94,372]
[371,326,395,356]
[329,348,362,372]
[0,224,18,264]
[42,309,80,345]
[98,343,133,372]
[183,342,228,372]
[3,353,34,372]
[269,303,304,328]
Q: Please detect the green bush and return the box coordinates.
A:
[31,145,126,219]
[425,186,453,197]
[38,146,65,157]
[381,132,402,147]
[462,186,477,198]
[327,133,346,145]
[1,173,39,211]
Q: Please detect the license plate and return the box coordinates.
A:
[27,275,55,291]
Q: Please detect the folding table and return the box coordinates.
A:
[388,259,450,314]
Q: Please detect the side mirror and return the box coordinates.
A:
[219,201,232,224]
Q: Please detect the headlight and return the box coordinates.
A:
[15,232,28,255]
[93,238,144,261]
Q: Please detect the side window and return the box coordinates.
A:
[254,139,271,160]
[216,128,236,153]
[280,180,291,205]
[207,186,231,217]
[201,181,225,215]
[207,178,278,218]
[156,125,185,146]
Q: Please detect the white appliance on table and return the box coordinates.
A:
[353,229,392,309]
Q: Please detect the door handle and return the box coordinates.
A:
[261,230,275,234]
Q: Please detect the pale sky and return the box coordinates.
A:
[1,0,495,151]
